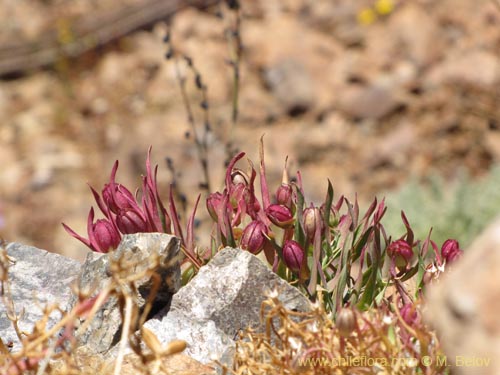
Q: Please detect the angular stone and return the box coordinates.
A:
[424,218,500,375]
[0,242,81,352]
[144,247,312,366]
[72,233,180,354]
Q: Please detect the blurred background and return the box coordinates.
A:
[1,0,500,261]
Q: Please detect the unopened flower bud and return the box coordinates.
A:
[282,240,304,272]
[336,308,357,337]
[102,183,136,214]
[266,204,294,228]
[276,183,293,208]
[116,210,147,234]
[240,220,268,254]
[387,240,413,269]
[400,303,419,327]
[206,192,224,221]
[441,239,462,264]
[303,204,321,239]
[63,207,121,253]
[93,219,121,252]
[446,249,462,263]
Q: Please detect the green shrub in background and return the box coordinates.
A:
[384,165,500,249]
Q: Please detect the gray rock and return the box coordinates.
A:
[144,247,312,366]
[0,242,81,352]
[72,233,180,354]
[424,217,500,375]
[264,58,315,116]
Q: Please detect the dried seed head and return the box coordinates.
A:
[142,327,163,353]
[163,339,187,356]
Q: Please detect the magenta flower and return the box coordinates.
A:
[63,207,121,253]
[101,161,137,214]
[206,192,224,222]
[441,239,462,264]
[400,303,419,327]
[115,209,148,234]
[276,183,293,208]
[282,240,305,272]
[387,240,413,269]
[240,220,268,254]
[63,148,181,253]
[266,204,294,228]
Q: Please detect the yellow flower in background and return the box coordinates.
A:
[357,7,377,25]
[375,0,395,15]
[357,0,396,26]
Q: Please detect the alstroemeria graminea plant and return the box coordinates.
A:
[63,148,202,268]
[206,140,463,314]
[64,143,462,314]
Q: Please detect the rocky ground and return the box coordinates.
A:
[1,0,499,260]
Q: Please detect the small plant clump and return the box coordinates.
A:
[53,139,462,374]
[62,147,204,272]
[205,139,462,314]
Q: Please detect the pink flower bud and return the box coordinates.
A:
[441,239,462,264]
[276,183,293,208]
[446,249,462,263]
[63,207,121,253]
[282,240,305,272]
[303,204,321,239]
[116,209,147,234]
[92,219,121,252]
[266,204,294,228]
[102,183,136,214]
[387,240,413,269]
[240,220,268,254]
[206,192,224,221]
[400,303,419,327]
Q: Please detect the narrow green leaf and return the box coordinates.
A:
[294,186,306,248]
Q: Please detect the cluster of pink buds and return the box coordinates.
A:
[206,150,310,274]
[63,148,173,253]
[422,238,463,284]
